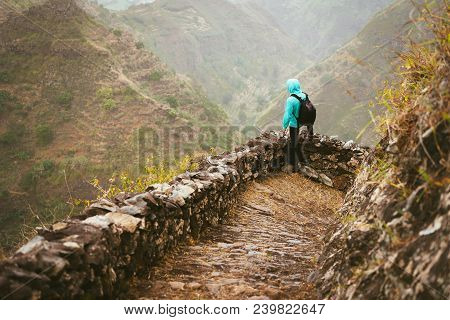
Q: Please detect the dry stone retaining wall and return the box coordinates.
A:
[0,131,368,299]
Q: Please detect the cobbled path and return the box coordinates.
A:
[130,173,344,300]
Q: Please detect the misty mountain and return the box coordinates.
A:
[257,0,422,145]
[90,0,397,127]
[239,0,395,60]
[95,0,154,11]
[108,0,311,124]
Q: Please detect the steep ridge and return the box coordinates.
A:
[0,0,226,253]
[236,0,395,61]
[312,6,449,299]
[257,0,421,144]
[96,0,311,123]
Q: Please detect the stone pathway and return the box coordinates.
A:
[130,173,344,300]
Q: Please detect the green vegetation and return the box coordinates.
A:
[135,41,145,49]
[41,159,56,172]
[112,29,123,37]
[0,0,230,256]
[55,91,73,108]
[97,87,118,111]
[36,124,54,146]
[0,189,9,200]
[102,98,117,110]
[0,71,10,83]
[368,3,449,201]
[20,171,37,191]
[0,90,14,113]
[15,151,32,161]
[148,71,163,81]
[121,86,138,103]
[88,155,199,202]
[167,109,178,118]
[165,96,179,109]
[20,159,55,191]
[0,123,26,146]
[96,87,113,99]
[117,0,312,121]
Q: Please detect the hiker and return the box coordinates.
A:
[282,79,316,172]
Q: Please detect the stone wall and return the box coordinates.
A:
[0,131,367,299]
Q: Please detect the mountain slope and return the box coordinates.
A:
[242,0,395,60]
[103,0,312,123]
[95,0,154,11]
[257,0,421,145]
[0,0,227,253]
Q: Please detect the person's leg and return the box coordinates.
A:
[288,127,295,168]
[290,126,299,172]
[297,128,306,164]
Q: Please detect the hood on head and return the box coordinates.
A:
[286,79,302,95]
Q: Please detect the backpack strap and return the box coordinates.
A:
[291,93,308,101]
[290,94,306,121]
[291,93,302,122]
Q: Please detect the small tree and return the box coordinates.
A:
[112,29,122,37]
[0,124,25,146]
[0,72,10,83]
[0,90,13,113]
[102,98,117,111]
[36,124,54,146]
[148,71,163,81]
[166,96,178,109]
[135,41,145,49]
[56,91,73,108]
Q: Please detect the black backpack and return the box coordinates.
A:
[291,93,316,127]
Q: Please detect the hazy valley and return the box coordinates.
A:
[257,0,421,145]
[91,0,396,126]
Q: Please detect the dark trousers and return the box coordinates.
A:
[288,125,313,170]
[288,126,300,170]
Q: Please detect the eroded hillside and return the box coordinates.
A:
[0,0,227,253]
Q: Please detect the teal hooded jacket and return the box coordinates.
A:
[282,79,306,129]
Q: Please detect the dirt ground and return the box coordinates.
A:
[130,173,344,300]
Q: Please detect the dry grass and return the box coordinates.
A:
[374,1,449,150]
[246,173,345,219]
